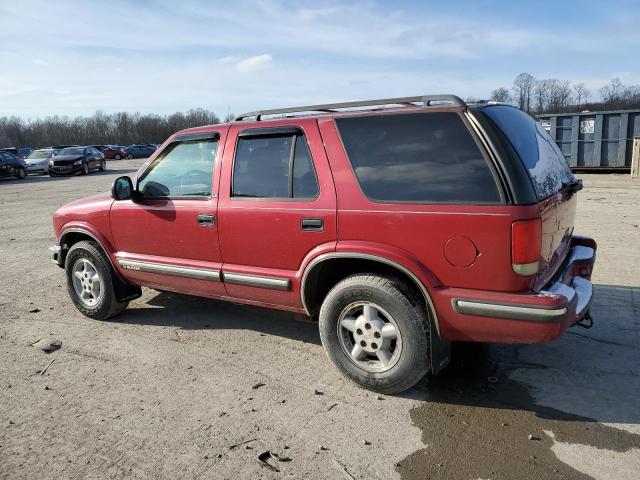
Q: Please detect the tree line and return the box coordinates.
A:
[488,74,640,115]
[0,108,231,149]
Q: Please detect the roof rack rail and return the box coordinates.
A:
[234,95,466,121]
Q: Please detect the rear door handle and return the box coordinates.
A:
[301,218,323,231]
[197,213,215,226]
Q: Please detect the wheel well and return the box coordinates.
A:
[59,231,95,263]
[303,257,428,317]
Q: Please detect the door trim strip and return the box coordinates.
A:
[117,259,221,281]
[223,272,290,291]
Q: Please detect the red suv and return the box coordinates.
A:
[49,96,596,393]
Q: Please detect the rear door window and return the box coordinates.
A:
[483,106,574,200]
[232,131,319,199]
[335,112,501,203]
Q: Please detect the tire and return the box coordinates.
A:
[15,167,26,179]
[127,153,134,159]
[114,154,121,160]
[99,161,105,171]
[319,274,431,394]
[82,162,89,175]
[65,240,129,320]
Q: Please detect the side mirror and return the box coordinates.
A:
[112,176,134,200]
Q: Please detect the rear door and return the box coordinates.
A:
[482,106,577,289]
[217,119,337,309]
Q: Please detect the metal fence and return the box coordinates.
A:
[538,109,640,169]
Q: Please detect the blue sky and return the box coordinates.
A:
[1,0,638,119]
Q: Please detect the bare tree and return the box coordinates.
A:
[572,83,590,106]
[513,72,536,113]
[534,79,552,113]
[547,79,573,111]
[490,87,511,103]
[600,78,624,104]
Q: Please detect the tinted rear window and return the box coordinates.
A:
[483,106,573,200]
[335,112,501,203]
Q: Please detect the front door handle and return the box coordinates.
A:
[301,218,323,231]
[197,213,215,226]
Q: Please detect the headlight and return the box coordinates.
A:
[48,160,54,165]
[73,160,83,166]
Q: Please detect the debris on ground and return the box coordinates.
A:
[257,451,280,472]
[31,338,62,353]
[528,434,541,441]
[29,308,41,314]
[251,382,265,390]
[39,358,55,376]
[375,395,384,400]
[327,403,338,411]
[363,439,371,446]
[319,445,330,451]
[313,388,324,395]
[332,459,356,480]
[228,438,257,450]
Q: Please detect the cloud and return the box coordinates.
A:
[235,54,272,73]
[32,58,48,66]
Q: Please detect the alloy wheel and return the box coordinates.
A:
[337,302,403,373]
[71,258,103,307]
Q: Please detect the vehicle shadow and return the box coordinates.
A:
[116,284,639,427]
[116,289,321,346]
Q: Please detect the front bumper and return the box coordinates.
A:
[434,236,597,343]
[49,245,63,266]
[48,164,83,175]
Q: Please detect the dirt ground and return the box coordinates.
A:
[0,161,639,480]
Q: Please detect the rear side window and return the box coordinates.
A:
[335,112,501,203]
[483,106,573,200]
[232,132,319,199]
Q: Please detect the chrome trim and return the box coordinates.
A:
[223,272,290,291]
[452,299,568,323]
[300,252,441,336]
[118,259,220,281]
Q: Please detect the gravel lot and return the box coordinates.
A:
[1,160,639,480]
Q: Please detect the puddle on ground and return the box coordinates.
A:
[396,343,640,480]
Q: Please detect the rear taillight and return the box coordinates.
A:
[511,219,542,276]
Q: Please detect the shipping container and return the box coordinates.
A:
[538,109,640,170]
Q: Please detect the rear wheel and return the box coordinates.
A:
[114,154,121,160]
[15,167,26,179]
[65,240,129,320]
[319,274,431,394]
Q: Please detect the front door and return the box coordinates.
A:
[217,119,337,309]
[110,128,228,297]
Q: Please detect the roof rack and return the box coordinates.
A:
[234,95,466,121]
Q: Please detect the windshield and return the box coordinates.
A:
[58,147,85,156]
[484,106,574,200]
[28,150,52,159]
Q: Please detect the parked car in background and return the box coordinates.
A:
[48,95,595,394]
[48,146,105,176]
[0,147,33,159]
[24,148,57,174]
[122,144,156,159]
[0,151,27,179]
[102,146,127,160]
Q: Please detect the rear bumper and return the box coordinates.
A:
[434,236,596,343]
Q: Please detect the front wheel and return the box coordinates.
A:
[319,274,431,394]
[114,154,121,160]
[15,167,26,179]
[99,161,105,171]
[127,153,134,159]
[65,240,129,320]
[82,162,89,175]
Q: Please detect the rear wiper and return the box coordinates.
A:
[564,178,583,194]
